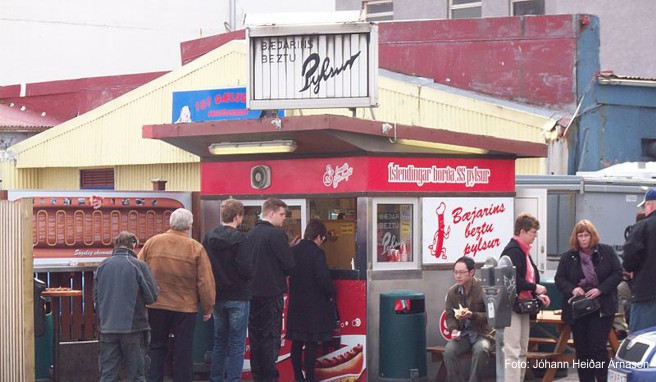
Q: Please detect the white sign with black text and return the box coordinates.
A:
[247,23,378,109]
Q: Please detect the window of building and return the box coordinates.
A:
[449,0,482,19]
[80,168,115,190]
[512,0,545,16]
[373,198,419,270]
[363,0,393,21]
[240,199,305,243]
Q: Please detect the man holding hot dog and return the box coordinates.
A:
[443,256,491,382]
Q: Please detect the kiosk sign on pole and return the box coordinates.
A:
[247,22,378,109]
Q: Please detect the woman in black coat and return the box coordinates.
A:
[555,219,622,382]
[286,219,336,382]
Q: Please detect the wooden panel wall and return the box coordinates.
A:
[0,199,35,382]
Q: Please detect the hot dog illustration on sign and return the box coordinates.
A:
[428,202,451,259]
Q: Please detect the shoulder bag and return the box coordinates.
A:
[569,295,601,319]
[512,297,541,315]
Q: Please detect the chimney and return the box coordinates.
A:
[151,179,167,191]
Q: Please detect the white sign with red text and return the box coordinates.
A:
[422,197,514,264]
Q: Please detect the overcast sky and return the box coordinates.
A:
[0,0,335,86]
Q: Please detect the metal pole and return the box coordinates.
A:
[495,328,505,382]
[229,0,236,31]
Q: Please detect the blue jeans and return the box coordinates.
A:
[210,300,250,382]
[98,331,148,382]
[630,301,656,333]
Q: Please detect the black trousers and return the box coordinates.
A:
[572,313,614,382]
[291,340,319,382]
[248,295,284,382]
[147,308,197,382]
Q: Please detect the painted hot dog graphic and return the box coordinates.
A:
[315,343,364,382]
[428,202,450,259]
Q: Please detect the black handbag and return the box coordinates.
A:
[569,295,601,319]
[512,298,541,315]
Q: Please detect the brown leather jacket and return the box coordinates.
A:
[139,229,215,315]
[445,277,491,336]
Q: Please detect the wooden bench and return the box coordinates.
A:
[426,345,562,382]
[529,337,575,346]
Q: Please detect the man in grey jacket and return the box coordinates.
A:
[94,231,159,382]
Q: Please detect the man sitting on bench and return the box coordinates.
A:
[444,256,492,382]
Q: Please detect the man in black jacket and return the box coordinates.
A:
[242,198,295,382]
[202,198,252,382]
[623,187,656,332]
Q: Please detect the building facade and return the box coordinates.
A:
[339,0,656,78]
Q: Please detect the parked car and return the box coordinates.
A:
[608,326,656,382]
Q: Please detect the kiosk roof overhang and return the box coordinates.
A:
[143,114,547,159]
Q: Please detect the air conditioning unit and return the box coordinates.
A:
[251,165,271,189]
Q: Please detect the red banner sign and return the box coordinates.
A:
[201,157,514,195]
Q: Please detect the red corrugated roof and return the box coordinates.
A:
[0,103,61,130]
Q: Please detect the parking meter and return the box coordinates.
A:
[481,256,516,382]
[481,256,515,327]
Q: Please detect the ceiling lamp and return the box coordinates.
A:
[208,140,297,155]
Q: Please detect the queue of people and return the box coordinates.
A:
[94,198,335,382]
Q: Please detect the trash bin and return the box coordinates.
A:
[379,290,427,382]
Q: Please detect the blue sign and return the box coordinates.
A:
[172,87,283,123]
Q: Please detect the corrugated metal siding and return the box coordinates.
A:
[10,41,248,169]
[292,75,550,145]
[39,168,80,189]
[116,163,200,191]
[5,39,553,190]
[0,199,35,382]
[516,158,547,175]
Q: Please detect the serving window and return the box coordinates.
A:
[239,199,305,243]
[372,198,419,270]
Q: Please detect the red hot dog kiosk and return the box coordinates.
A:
[143,114,546,381]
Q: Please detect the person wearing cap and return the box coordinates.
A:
[623,187,656,333]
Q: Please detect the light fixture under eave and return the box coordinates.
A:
[395,139,489,155]
[208,140,297,155]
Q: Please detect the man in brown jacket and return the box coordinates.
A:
[443,256,492,382]
[140,208,215,382]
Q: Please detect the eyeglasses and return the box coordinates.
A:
[453,270,470,275]
[577,233,591,238]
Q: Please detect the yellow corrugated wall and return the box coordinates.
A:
[116,163,200,191]
[4,39,552,190]
[9,41,248,170]
[292,76,549,144]
[0,199,35,382]
[516,158,547,175]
